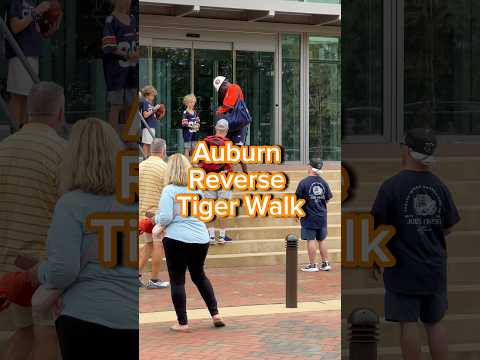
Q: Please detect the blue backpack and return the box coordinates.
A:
[222,98,252,132]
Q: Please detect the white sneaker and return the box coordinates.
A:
[145,279,170,289]
[301,264,319,272]
[209,237,217,245]
[320,261,331,271]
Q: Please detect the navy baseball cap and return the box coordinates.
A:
[402,128,437,156]
[309,158,324,171]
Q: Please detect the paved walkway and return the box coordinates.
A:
[140,265,340,359]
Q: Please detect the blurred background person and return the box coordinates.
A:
[27,117,138,359]
[102,0,139,131]
[0,82,66,360]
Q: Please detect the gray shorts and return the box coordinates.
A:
[108,88,137,106]
[385,290,448,324]
[301,227,328,241]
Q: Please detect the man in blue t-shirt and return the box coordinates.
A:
[102,0,139,130]
[295,159,333,272]
[6,0,59,128]
[371,128,460,359]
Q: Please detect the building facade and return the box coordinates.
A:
[343,0,480,145]
[139,0,341,162]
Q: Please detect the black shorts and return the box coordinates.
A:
[301,227,327,241]
[385,290,448,324]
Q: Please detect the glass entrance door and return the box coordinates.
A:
[141,40,276,155]
[194,48,233,140]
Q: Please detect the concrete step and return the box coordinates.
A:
[231,189,341,199]
[342,256,480,289]
[224,224,341,240]
[342,286,480,319]
[281,169,341,182]
[237,200,341,214]
[144,248,341,269]
[341,314,480,350]
[343,157,480,182]
[222,213,341,227]
[204,249,341,268]
[342,343,480,359]
[197,237,341,255]
[279,179,341,192]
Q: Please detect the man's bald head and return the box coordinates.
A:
[27,82,65,130]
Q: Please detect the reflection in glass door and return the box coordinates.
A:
[236,51,275,146]
[194,49,233,140]
[152,47,191,154]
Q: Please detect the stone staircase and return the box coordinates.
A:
[341,150,480,359]
[142,164,342,268]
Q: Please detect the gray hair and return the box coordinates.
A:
[28,82,64,117]
[151,138,166,154]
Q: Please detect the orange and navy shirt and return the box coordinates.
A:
[217,84,244,114]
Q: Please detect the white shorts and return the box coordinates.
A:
[0,304,54,330]
[203,189,232,200]
[7,57,39,96]
[142,127,155,145]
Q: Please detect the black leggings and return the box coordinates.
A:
[55,315,138,360]
[163,237,219,325]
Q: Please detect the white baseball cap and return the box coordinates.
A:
[215,119,229,131]
[213,76,226,92]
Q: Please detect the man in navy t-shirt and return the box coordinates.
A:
[371,128,460,359]
[6,0,59,128]
[102,0,139,129]
[295,159,333,272]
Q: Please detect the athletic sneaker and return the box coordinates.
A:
[219,235,232,244]
[145,279,170,289]
[216,236,226,245]
[210,237,217,245]
[301,264,319,272]
[320,261,331,271]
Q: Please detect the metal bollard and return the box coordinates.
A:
[348,308,379,360]
[285,234,298,308]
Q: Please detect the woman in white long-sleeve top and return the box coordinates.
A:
[156,154,225,332]
[27,118,138,359]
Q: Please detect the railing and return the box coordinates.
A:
[136,109,156,159]
[0,17,40,134]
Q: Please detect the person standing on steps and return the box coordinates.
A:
[295,159,333,272]
[371,128,460,360]
[213,76,250,173]
[199,119,233,245]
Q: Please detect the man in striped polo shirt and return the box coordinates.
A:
[0,82,66,360]
[138,138,170,289]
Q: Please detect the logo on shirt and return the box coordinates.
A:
[404,186,442,231]
[309,182,326,201]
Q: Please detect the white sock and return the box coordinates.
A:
[219,229,226,238]
[208,228,216,238]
